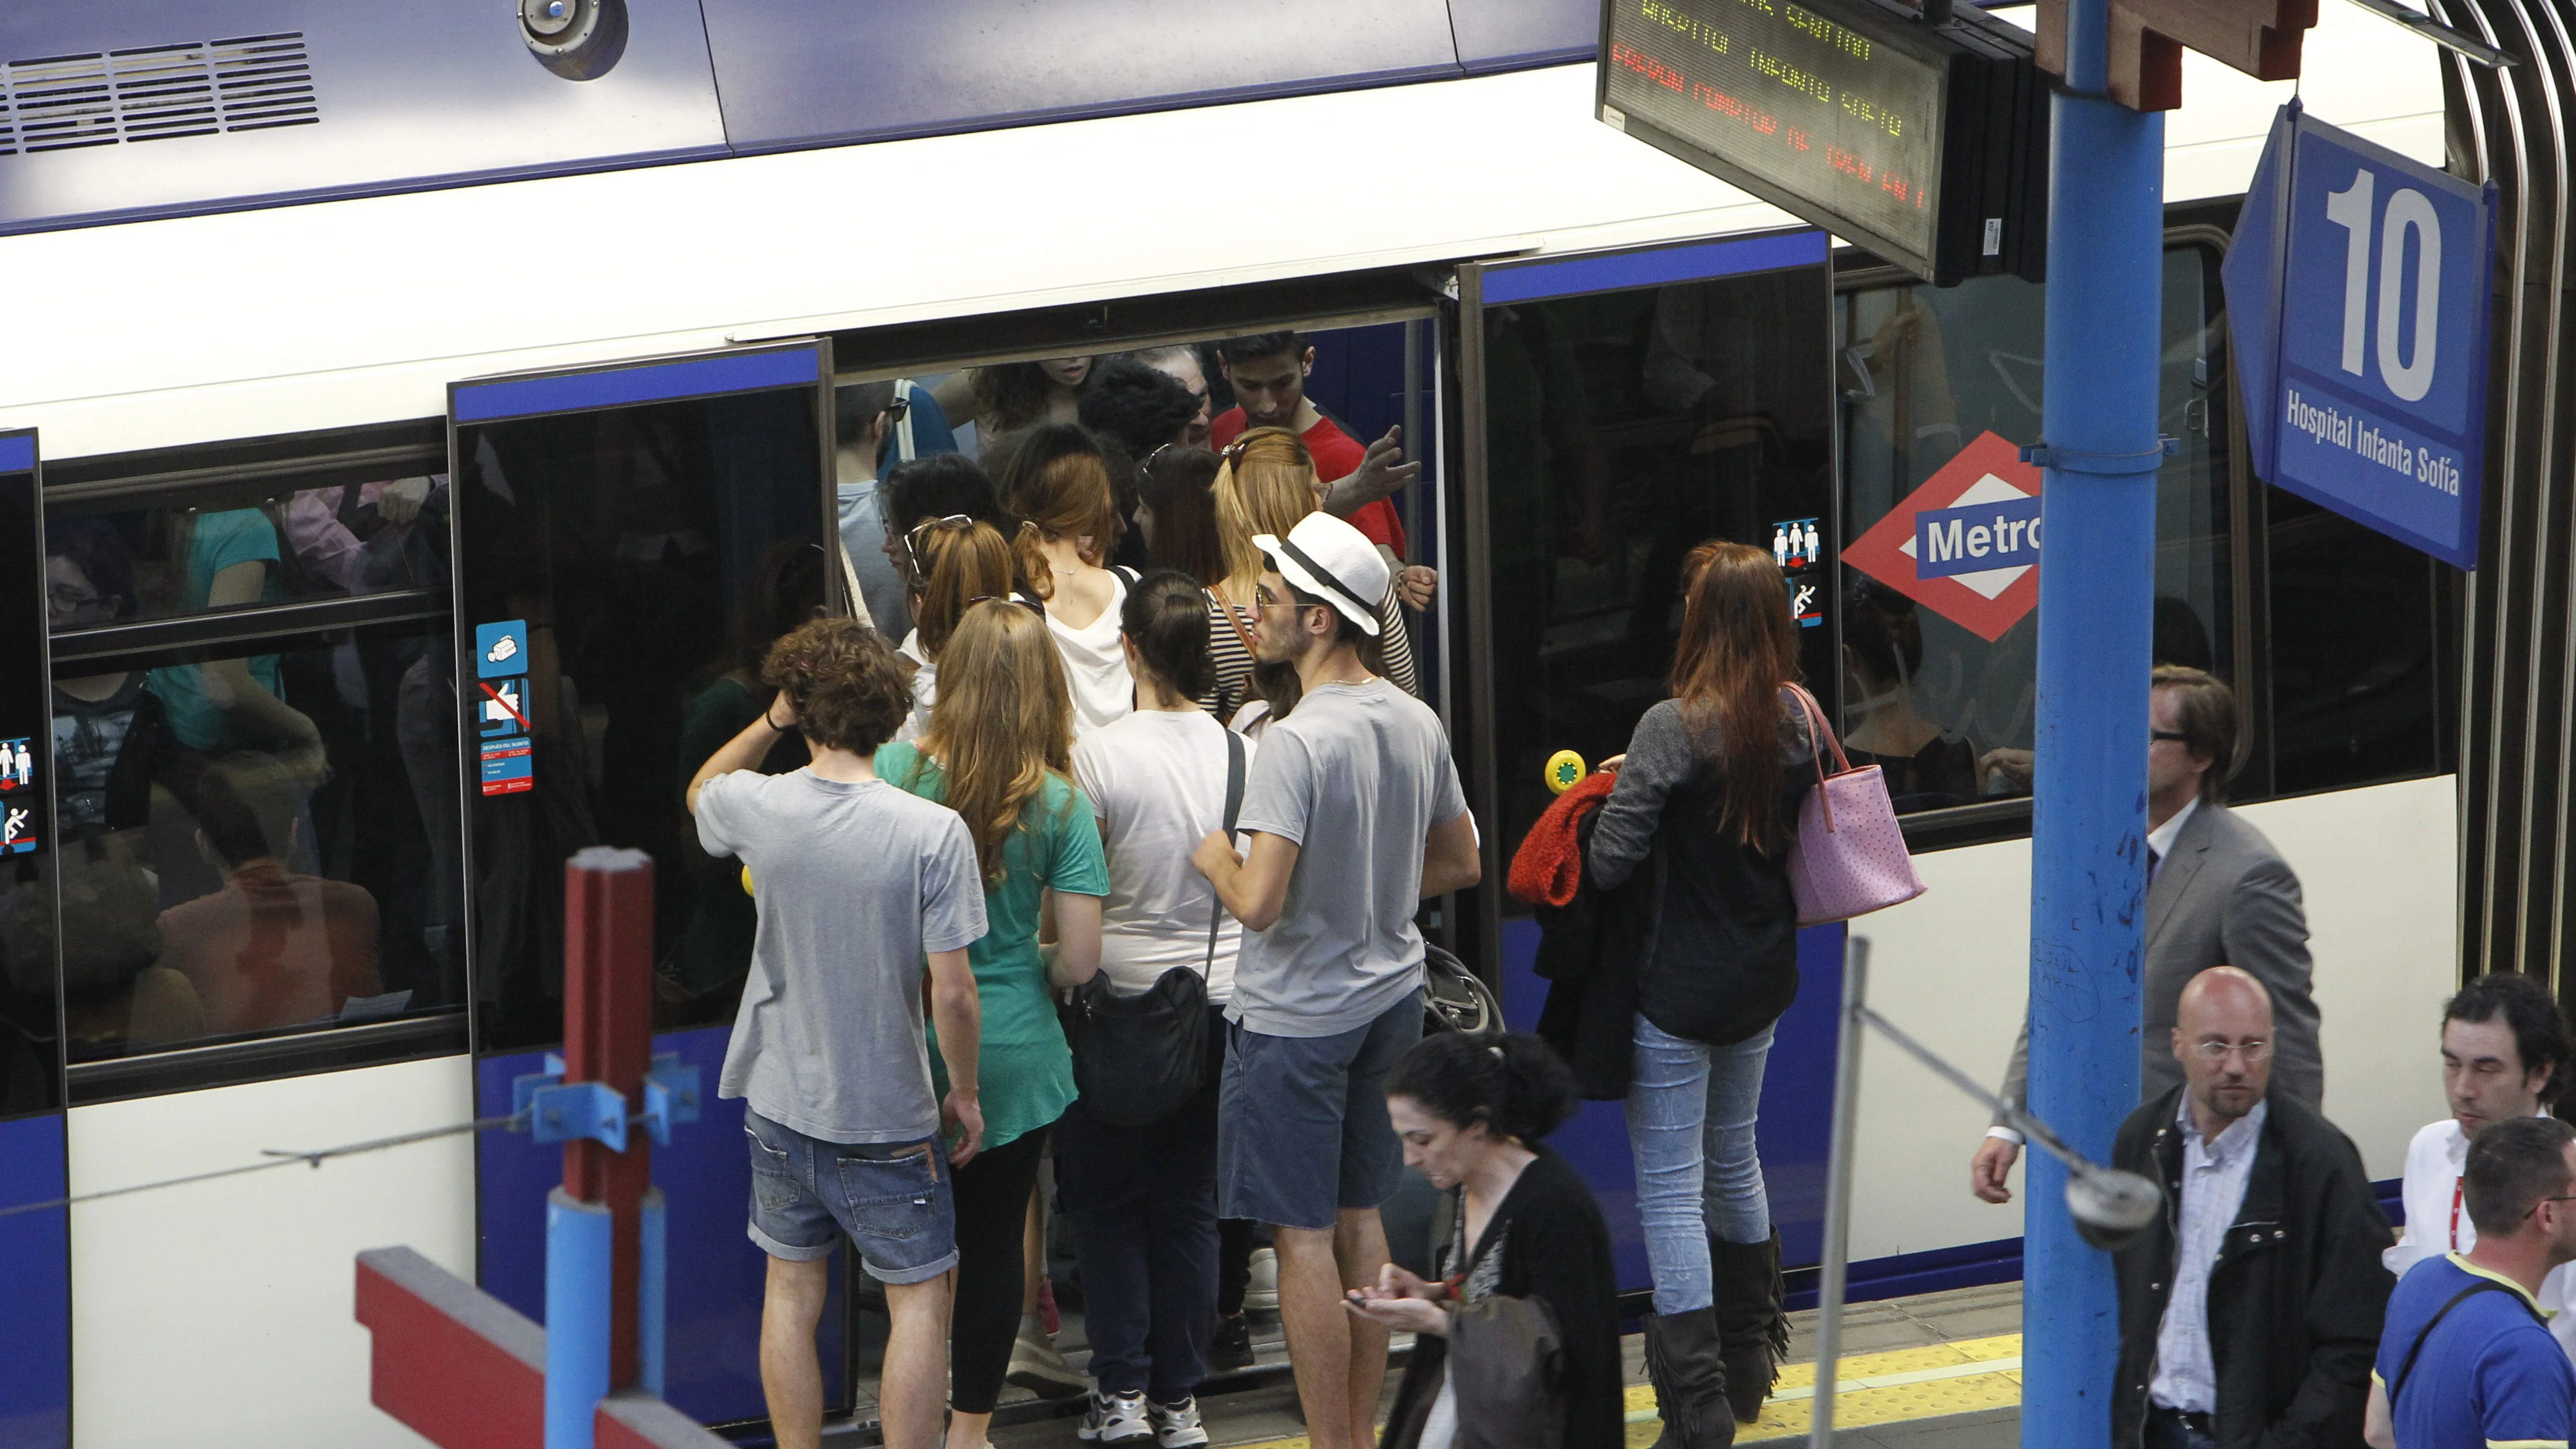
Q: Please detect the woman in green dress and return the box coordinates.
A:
[876,599,1108,1449]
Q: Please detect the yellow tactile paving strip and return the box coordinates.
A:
[1631,1333,2025,1445]
[1211,1333,2024,1449]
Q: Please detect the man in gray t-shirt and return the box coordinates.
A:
[1194,512,1480,1449]
[687,616,985,1449]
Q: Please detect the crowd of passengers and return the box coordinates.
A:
[28,333,2574,1449]
[758,334,2576,1449]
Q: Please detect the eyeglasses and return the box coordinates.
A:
[885,397,910,425]
[2151,730,2190,743]
[2189,1039,2271,1063]
[2529,1193,2576,1219]
[966,594,1046,619]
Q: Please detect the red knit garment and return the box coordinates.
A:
[1506,769,1618,908]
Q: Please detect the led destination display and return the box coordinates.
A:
[1599,0,2046,284]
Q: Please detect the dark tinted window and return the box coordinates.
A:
[456,389,828,1053]
[1477,262,1837,877]
[2263,490,2453,794]
[45,621,461,1061]
[1833,245,2234,812]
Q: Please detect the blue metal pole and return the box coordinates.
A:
[639,1187,667,1397]
[2024,0,2163,1440]
[546,1188,614,1449]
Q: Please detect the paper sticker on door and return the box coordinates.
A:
[480,737,534,795]
[476,619,528,679]
[1839,431,2044,643]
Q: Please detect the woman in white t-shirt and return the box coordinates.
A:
[994,423,1134,736]
[1059,570,1251,1443]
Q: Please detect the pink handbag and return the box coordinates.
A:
[1783,685,1927,925]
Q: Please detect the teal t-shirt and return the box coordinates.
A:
[150,508,284,749]
[874,742,1110,1150]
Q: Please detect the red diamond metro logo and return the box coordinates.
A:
[1840,431,2045,643]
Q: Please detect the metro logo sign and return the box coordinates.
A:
[1841,430,2045,642]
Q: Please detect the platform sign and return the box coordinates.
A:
[2225,103,2496,570]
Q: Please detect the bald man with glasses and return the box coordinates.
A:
[2107,967,2391,1449]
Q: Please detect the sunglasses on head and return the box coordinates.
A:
[901,513,975,579]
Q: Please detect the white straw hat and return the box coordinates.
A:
[1253,512,1389,637]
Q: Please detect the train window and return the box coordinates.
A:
[2262,490,2453,794]
[1466,252,1839,870]
[43,477,449,627]
[43,619,462,1062]
[1833,243,2234,814]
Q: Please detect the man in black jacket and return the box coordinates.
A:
[2111,967,2390,1449]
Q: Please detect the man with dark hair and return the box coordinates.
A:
[1192,511,1481,1449]
[1972,668,2323,1203]
[1209,332,1415,559]
[2388,972,2576,1360]
[2110,967,2390,1449]
[687,616,989,1449]
[2366,1114,2576,1449]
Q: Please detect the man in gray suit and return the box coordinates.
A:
[1969,665,2323,1203]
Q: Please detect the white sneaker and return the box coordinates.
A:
[1079,1389,1154,1444]
[1246,1246,1279,1314]
[1152,1396,1210,1449]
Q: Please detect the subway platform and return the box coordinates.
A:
[819,1282,2024,1449]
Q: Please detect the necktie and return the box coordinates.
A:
[2146,846,2163,892]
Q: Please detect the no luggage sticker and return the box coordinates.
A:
[1839,430,2044,642]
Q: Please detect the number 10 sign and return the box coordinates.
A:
[2225,101,2497,570]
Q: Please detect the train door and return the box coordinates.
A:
[1450,233,1845,1292]
[448,342,849,1428]
[0,428,70,1449]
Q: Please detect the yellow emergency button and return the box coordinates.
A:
[1545,749,1588,795]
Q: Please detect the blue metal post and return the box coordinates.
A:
[545,1189,614,1449]
[639,1187,667,1397]
[2024,0,2164,1440]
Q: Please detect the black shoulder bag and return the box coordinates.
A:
[1069,729,1244,1128]
[2387,1277,2548,1406]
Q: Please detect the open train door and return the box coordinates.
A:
[1450,233,1848,1295]
[446,342,852,1429]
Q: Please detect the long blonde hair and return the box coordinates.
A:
[913,600,1077,885]
[1212,427,1318,598]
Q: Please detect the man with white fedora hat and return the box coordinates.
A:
[1193,510,1483,1449]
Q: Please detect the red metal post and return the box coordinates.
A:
[561,846,655,1391]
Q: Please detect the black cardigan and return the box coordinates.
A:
[1383,1146,1625,1449]
[2109,1087,2392,1449]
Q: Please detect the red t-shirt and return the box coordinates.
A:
[1210,407,1407,557]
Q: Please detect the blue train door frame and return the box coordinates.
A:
[1450,234,1847,1295]
[0,426,72,1448]
[446,342,848,1429]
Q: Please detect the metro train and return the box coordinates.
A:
[0,1,2463,1444]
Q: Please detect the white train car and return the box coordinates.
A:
[0,2,2455,1442]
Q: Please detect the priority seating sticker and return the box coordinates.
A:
[1839,430,2045,643]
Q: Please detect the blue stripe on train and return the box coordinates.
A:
[0,1112,69,1449]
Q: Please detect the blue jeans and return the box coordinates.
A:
[1625,1015,1774,1315]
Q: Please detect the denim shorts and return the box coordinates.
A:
[743,1110,958,1285]
[1218,991,1423,1231]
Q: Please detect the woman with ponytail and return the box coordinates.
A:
[1584,540,1817,1447]
[875,601,1111,1449]
[991,423,1135,736]
[1350,1031,1621,1449]
[1056,570,1251,1446]
[896,517,1018,741]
